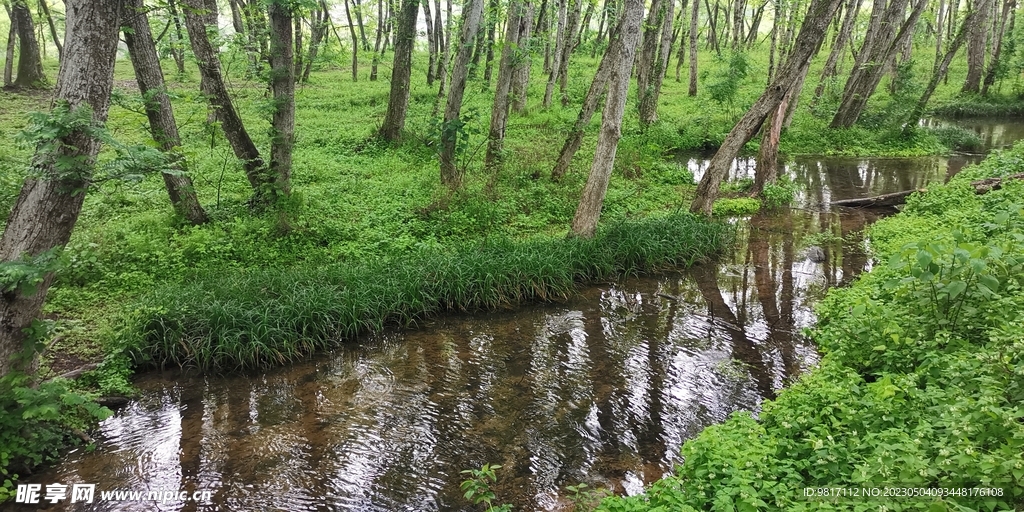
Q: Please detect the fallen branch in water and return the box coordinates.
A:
[831,173,1024,208]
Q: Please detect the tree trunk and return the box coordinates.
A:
[675,0,689,81]
[732,0,746,49]
[751,80,797,196]
[370,0,385,80]
[345,0,360,81]
[812,0,858,103]
[688,0,699,96]
[981,0,1015,95]
[229,0,246,33]
[11,0,45,88]
[543,0,568,107]
[485,0,529,168]
[122,0,208,225]
[439,0,485,188]
[551,43,613,180]
[691,0,843,215]
[378,0,419,142]
[293,14,304,80]
[571,0,643,237]
[423,0,436,85]
[37,0,61,62]
[905,5,978,128]
[0,0,121,380]
[3,2,16,87]
[962,0,993,93]
[829,0,927,128]
[638,0,674,125]
[181,0,269,203]
[167,0,187,74]
[510,0,535,112]
[302,2,330,83]
[556,0,583,105]
[268,0,294,199]
[483,0,499,85]
[434,0,446,79]
[354,0,371,50]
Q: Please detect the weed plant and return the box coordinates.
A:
[597,143,1024,510]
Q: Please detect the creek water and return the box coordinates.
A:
[19,120,1024,512]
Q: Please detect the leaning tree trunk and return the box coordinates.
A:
[377,0,419,142]
[691,0,843,215]
[543,0,568,107]
[439,0,485,188]
[551,45,613,180]
[485,0,530,168]
[981,0,1015,95]
[570,0,643,238]
[0,0,122,380]
[905,5,978,128]
[181,0,270,204]
[38,0,62,62]
[556,0,583,105]
[812,0,859,103]
[267,0,295,199]
[11,0,46,88]
[345,0,360,81]
[122,0,209,225]
[829,0,927,128]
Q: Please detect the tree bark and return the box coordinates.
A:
[3,1,16,87]
[37,0,61,62]
[167,0,188,74]
[510,0,535,112]
[638,0,674,125]
[423,0,436,85]
[0,0,122,379]
[11,0,45,88]
[688,0,699,96]
[543,0,568,107]
[570,0,643,237]
[345,0,360,81]
[691,0,843,215]
[122,0,208,225]
[812,0,858,103]
[551,44,613,180]
[181,0,270,203]
[268,0,294,199]
[439,0,485,188]
[301,2,330,83]
[962,0,993,93]
[981,0,1015,95]
[556,0,582,104]
[378,0,419,142]
[370,0,385,80]
[905,5,978,128]
[485,0,529,168]
[829,0,927,128]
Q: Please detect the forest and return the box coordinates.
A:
[0,0,1023,509]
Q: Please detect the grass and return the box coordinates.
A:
[119,213,731,371]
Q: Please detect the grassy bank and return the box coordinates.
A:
[119,214,730,371]
[596,145,1024,510]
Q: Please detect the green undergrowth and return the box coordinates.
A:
[932,94,1024,118]
[119,214,731,371]
[597,144,1024,510]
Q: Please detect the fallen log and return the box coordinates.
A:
[830,189,925,208]
[830,173,1024,208]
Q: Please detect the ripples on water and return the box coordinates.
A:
[25,120,1024,511]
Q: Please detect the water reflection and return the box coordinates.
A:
[24,120,1023,512]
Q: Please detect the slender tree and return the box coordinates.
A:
[3,1,16,87]
[510,1,535,112]
[570,0,643,237]
[981,0,1016,95]
[37,0,61,62]
[543,0,569,107]
[637,0,674,125]
[812,0,859,103]
[691,0,843,215]
[551,44,613,180]
[122,0,208,225]
[962,0,994,92]
[268,0,295,199]
[440,0,485,188]
[486,0,531,168]
[0,0,122,379]
[345,0,360,80]
[688,0,699,95]
[378,0,420,142]
[10,0,45,88]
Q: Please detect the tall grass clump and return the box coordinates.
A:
[118,214,731,371]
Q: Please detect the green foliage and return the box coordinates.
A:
[760,176,797,209]
[118,214,731,371]
[712,197,760,216]
[703,52,751,111]
[566,483,612,511]
[460,464,512,512]
[929,125,983,152]
[0,248,64,296]
[598,136,1024,511]
[0,371,112,502]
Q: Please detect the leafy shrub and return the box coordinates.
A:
[712,197,760,216]
[761,176,797,208]
[930,126,983,152]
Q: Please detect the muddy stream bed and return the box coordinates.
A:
[19,120,1024,511]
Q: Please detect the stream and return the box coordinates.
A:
[17,120,1024,512]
